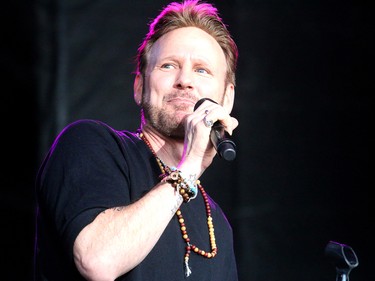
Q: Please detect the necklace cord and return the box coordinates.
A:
[138,132,218,277]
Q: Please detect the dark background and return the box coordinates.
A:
[2,0,373,280]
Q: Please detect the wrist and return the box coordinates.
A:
[160,166,199,203]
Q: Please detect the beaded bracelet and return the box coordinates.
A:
[160,166,198,202]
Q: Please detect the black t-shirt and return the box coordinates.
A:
[35,119,238,281]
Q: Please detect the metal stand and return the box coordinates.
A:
[325,241,359,281]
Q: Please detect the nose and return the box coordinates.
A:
[175,67,194,90]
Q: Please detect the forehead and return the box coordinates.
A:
[149,27,226,67]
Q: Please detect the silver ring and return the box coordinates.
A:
[203,116,214,127]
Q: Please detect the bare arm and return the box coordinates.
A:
[73,181,182,281]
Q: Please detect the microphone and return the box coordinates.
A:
[194,98,236,161]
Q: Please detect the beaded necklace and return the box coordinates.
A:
[138,132,217,277]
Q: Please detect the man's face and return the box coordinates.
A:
[141,26,231,138]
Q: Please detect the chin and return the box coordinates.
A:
[163,123,185,139]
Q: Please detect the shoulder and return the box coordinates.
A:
[54,119,124,143]
[45,119,125,157]
[52,119,143,153]
[60,119,113,136]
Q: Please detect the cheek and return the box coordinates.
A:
[149,73,175,94]
[198,81,223,100]
[144,75,171,104]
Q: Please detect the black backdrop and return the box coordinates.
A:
[2,0,373,280]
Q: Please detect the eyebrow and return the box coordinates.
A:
[158,55,212,66]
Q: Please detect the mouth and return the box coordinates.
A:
[165,96,199,113]
[167,97,196,106]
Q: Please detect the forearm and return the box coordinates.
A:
[73,181,182,281]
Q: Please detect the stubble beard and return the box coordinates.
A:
[142,100,188,140]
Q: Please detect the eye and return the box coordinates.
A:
[196,68,208,74]
[160,63,175,69]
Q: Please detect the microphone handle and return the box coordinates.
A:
[211,122,236,161]
[194,97,237,161]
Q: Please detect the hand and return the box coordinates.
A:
[178,99,239,176]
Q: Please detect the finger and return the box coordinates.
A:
[225,117,239,135]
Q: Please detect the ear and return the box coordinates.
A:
[223,83,235,113]
[133,74,143,106]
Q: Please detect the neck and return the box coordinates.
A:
[140,127,184,167]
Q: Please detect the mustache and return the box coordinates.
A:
[163,92,199,104]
